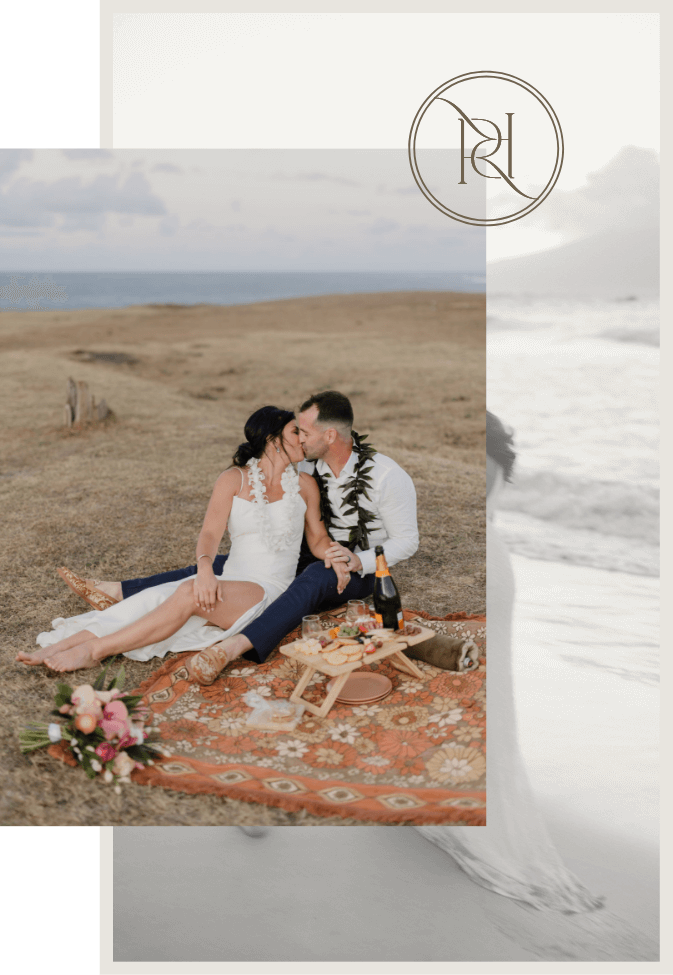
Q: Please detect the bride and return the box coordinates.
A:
[414,411,657,960]
[17,406,349,674]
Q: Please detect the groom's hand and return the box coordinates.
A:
[325,542,363,575]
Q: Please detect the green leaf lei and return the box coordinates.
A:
[312,430,381,552]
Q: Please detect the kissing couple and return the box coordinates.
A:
[18,390,427,679]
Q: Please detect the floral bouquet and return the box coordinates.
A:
[19,659,161,791]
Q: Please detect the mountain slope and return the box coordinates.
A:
[488,228,659,298]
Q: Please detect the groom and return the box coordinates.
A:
[81,391,420,672]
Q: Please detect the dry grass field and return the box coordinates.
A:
[0,291,485,825]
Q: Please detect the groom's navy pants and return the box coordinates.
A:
[121,556,375,663]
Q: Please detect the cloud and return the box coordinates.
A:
[269,170,360,187]
[0,149,33,183]
[375,184,419,195]
[0,171,167,230]
[366,217,399,234]
[159,214,180,236]
[151,162,184,174]
[493,146,659,239]
[60,213,107,232]
[62,149,115,162]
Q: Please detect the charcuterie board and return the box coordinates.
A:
[279,624,435,717]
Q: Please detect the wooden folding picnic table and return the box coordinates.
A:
[279,625,435,718]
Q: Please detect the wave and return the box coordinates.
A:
[496,510,658,577]
[599,327,659,347]
[487,315,540,332]
[498,469,659,546]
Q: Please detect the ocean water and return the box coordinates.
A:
[488,294,659,577]
[0,270,484,311]
[490,296,659,839]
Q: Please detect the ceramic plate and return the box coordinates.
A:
[326,671,393,705]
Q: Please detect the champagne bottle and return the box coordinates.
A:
[373,545,404,631]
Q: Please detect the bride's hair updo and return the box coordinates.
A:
[486,411,516,482]
[232,406,296,467]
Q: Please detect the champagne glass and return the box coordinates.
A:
[346,599,368,622]
[302,615,322,640]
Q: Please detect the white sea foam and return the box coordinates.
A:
[488,294,659,575]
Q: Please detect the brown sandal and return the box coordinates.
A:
[189,642,233,685]
[57,566,120,611]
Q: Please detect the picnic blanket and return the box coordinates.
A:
[52,609,486,824]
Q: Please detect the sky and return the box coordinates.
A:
[0,12,658,271]
[0,148,484,272]
[112,11,660,263]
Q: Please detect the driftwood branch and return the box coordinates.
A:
[64,378,111,428]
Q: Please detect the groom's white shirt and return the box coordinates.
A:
[298,451,419,576]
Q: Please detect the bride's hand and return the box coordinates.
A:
[325,542,362,575]
[193,569,222,613]
[333,560,351,595]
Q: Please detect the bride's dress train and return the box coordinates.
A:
[414,521,657,961]
[36,469,306,661]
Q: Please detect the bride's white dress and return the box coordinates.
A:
[36,465,306,661]
[414,473,657,959]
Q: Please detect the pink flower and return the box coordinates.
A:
[117,718,144,749]
[112,752,135,778]
[95,742,118,763]
[100,700,130,740]
[71,684,103,720]
[71,684,95,706]
[94,689,124,704]
[58,704,73,715]
[74,713,97,735]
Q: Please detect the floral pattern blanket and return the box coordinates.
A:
[51,610,486,823]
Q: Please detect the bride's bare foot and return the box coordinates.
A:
[86,579,123,601]
[45,641,100,673]
[16,644,61,665]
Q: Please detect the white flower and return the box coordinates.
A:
[90,759,102,772]
[86,745,95,752]
[360,754,390,768]
[246,458,301,551]
[429,708,463,726]
[70,738,78,747]
[114,784,122,795]
[352,704,382,717]
[329,724,360,744]
[255,685,272,697]
[230,667,256,677]
[275,739,309,758]
[104,770,114,783]
[215,714,244,731]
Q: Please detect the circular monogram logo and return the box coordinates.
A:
[408,71,564,226]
